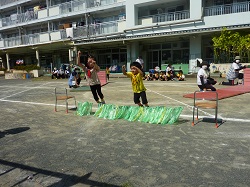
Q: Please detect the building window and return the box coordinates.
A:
[162,50,171,61]
[162,43,171,49]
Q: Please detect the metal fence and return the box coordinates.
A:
[204,2,250,16]
[139,10,190,24]
[0,0,118,28]
[0,0,20,6]
[2,20,119,47]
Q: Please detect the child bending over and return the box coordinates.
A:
[122,62,149,107]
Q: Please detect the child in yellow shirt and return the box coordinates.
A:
[122,62,149,107]
[106,66,110,81]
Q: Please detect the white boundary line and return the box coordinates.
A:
[1,82,250,123]
[146,88,250,123]
[0,82,51,100]
[1,99,250,123]
[147,88,211,115]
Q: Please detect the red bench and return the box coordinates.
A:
[183,68,250,100]
[244,68,250,86]
[97,71,108,86]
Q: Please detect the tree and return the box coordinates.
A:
[212,28,249,63]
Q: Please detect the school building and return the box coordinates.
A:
[0,0,250,74]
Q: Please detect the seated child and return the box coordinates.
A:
[146,73,153,81]
[159,71,166,81]
[176,70,185,81]
[166,70,174,81]
[65,67,70,78]
[58,68,65,79]
[153,72,159,81]
[52,68,58,79]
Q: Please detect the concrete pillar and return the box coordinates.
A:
[189,35,201,73]
[6,53,10,71]
[126,42,140,71]
[0,57,3,69]
[36,49,40,67]
[190,0,202,19]
[130,42,139,62]
[69,49,72,62]
[126,44,132,71]
[73,46,77,65]
[126,2,138,28]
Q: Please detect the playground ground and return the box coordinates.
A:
[0,75,250,187]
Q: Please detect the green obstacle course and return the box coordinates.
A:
[76,102,183,125]
[76,102,93,116]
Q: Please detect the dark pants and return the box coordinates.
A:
[239,73,244,79]
[134,91,148,104]
[198,84,216,91]
[90,84,104,101]
[51,74,58,79]
[76,78,81,85]
[222,80,235,86]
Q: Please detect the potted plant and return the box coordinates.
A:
[24,65,41,78]
[13,64,41,78]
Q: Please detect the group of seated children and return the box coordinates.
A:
[145,69,185,81]
[51,67,70,79]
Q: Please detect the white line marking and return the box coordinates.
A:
[1,99,250,123]
[146,88,213,114]
[1,81,249,123]
[180,115,250,123]
[0,99,70,108]
[147,89,189,106]
[0,82,51,100]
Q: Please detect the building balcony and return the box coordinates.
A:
[204,1,250,16]
[0,20,121,48]
[138,10,190,25]
[0,0,30,7]
[0,0,122,29]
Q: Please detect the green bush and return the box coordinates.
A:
[14,65,41,72]
[0,68,6,71]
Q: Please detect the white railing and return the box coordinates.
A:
[3,33,40,47]
[73,20,118,38]
[140,10,190,24]
[0,0,120,28]
[1,20,119,48]
[85,0,117,8]
[0,0,20,6]
[204,2,250,16]
[1,11,37,27]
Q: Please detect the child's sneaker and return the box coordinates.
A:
[101,99,105,104]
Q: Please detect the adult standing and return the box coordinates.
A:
[197,61,216,91]
[136,56,144,69]
[220,56,246,85]
[136,56,145,77]
[166,64,172,73]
